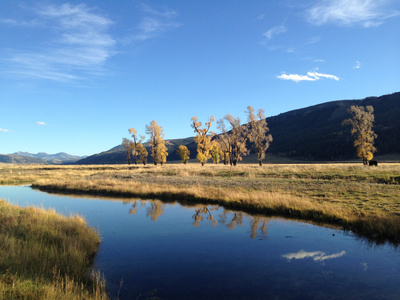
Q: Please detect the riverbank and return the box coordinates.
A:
[0,199,108,299]
[1,163,400,242]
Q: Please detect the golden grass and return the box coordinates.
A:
[1,162,400,241]
[0,199,107,299]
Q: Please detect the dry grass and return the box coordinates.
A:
[1,162,400,241]
[0,199,107,299]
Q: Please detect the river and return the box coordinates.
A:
[0,185,399,299]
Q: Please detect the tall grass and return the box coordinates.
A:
[0,199,108,299]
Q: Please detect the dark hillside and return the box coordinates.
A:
[266,92,400,160]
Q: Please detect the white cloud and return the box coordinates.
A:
[133,4,181,41]
[277,69,339,82]
[353,61,361,69]
[0,128,11,132]
[314,59,326,62]
[263,25,287,39]
[36,121,46,126]
[283,250,346,262]
[2,3,115,82]
[307,0,399,27]
[277,73,318,82]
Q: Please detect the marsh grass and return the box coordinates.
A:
[0,199,107,299]
[1,163,400,241]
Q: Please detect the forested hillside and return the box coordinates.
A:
[75,92,400,164]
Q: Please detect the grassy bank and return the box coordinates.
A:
[1,163,400,242]
[0,199,107,299]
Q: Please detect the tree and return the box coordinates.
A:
[210,141,222,164]
[146,120,168,165]
[215,133,231,165]
[343,105,377,165]
[128,128,145,165]
[246,106,273,166]
[176,145,190,164]
[217,114,250,166]
[191,116,216,166]
[138,144,148,165]
[122,138,133,165]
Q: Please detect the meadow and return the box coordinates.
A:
[1,162,399,243]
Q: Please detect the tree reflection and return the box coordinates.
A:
[129,201,146,215]
[193,206,217,227]
[249,216,269,239]
[218,210,244,230]
[127,200,270,239]
[146,200,165,222]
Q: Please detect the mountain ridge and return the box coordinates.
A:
[75,92,400,164]
[0,152,86,164]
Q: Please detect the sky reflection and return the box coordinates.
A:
[282,250,346,262]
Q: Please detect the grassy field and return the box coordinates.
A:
[1,162,400,243]
[0,199,108,299]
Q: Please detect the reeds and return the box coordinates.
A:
[0,199,107,299]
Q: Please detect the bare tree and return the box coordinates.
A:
[343,105,377,165]
[217,114,250,166]
[246,106,273,166]
[215,130,231,165]
[122,138,133,165]
[128,128,145,165]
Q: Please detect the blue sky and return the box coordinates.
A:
[1,0,399,156]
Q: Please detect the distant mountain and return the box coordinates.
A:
[0,154,48,164]
[76,92,400,164]
[0,152,86,164]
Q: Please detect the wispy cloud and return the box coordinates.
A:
[277,69,339,82]
[353,60,361,69]
[283,250,346,262]
[133,4,181,41]
[1,3,115,82]
[307,0,400,27]
[263,25,287,39]
[36,121,47,126]
[0,128,11,132]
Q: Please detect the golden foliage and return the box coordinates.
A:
[146,120,168,165]
[191,116,216,165]
[343,105,377,165]
[176,145,190,164]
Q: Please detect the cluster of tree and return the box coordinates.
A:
[123,105,377,167]
[122,120,168,166]
[185,106,273,166]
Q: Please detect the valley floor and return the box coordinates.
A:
[1,162,400,243]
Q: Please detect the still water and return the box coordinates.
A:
[0,185,399,299]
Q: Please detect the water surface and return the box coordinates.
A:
[0,185,399,299]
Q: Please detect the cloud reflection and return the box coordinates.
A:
[283,250,346,262]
